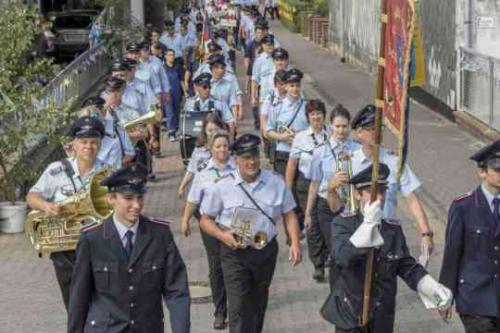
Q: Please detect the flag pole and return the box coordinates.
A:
[360,0,388,326]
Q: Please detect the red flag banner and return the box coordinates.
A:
[383,0,415,134]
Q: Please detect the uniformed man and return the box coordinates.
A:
[208,54,239,123]
[251,34,275,109]
[266,68,308,176]
[307,104,360,282]
[67,163,190,333]
[79,94,135,169]
[26,116,108,309]
[439,140,500,331]
[330,105,434,258]
[160,20,184,66]
[257,47,289,106]
[200,133,302,333]
[322,163,452,333]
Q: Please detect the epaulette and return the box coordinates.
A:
[453,191,473,202]
[215,173,234,183]
[81,222,102,233]
[148,217,171,227]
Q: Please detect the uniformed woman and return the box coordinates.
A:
[181,131,235,330]
[26,116,108,310]
[200,133,302,333]
[177,114,228,198]
[285,99,329,279]
[266,68,308,176]
[306,104,361,282]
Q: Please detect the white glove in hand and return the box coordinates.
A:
[349,200,384,248]
[417,274,453,309]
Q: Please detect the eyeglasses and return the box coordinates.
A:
[200,85,211,90]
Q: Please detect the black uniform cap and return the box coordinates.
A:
[193,72,212,85]
[126,41,141,52]
[105,77,126,92]
[350,163,390,189]
[164,19,175,27]
[208,54,226,66]
[470,140,500,169]
[81,96,105,109]
[207,42,222,53]
[261,34,275,45]
[283,68,303,83]
[351,104,377,129]
[122,58,138,68]
[231,133,261,156]
[139,41,150,50]
[67,116,105,139]
[272,47,289,60]
[110,61,130,72]
[101,163,148,194]
[254,18,269,29]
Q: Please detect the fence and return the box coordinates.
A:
[459,47,500,130]
[36,43,110,111]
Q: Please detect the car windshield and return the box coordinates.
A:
[54,15,93,29]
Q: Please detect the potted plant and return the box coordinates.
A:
[0,1,72,233]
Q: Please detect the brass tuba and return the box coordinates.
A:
[123,110,158,134]
[336,151,358,214]
[25,168,113,254]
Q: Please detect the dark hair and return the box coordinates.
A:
[196,114,228,147]
[274,69,287,84]
[329,103,351,123]
[306,99,326,117]
[151,27,161,34]
[164,47,175,56]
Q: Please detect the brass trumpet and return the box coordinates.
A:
[234,219,269,250]
[336,151,358,214]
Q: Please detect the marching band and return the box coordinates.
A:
[21,1,499,333]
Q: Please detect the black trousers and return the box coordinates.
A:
[200,226,227,317]
[252,106,260,131]
[50,250,76,310]
[273,151,289,176]
[317,197,341,289]
[220,239,278,333]
[134,140,152,173]
[307,197,328,269]
[460,313,500,333]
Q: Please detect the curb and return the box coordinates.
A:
[454,110,500,143]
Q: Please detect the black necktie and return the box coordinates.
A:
[493,198,500,225]
[125,230,134,259]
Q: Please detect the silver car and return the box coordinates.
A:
[52,10,99,57]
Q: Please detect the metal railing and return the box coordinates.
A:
[459,47,500,130]
[36,43,110,111]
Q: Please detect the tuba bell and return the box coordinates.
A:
[123,110,158,134]
[25,168,113,254]
[336,150,358,214]
[231,207,270,250]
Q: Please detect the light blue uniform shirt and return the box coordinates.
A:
[201,169,296,241]
[188,157,236,207]
[290,127,330,177]
[350,147,421,220]
[179,32,197,53]
[183,95,234,124]
[186,147,212,174]
[194,64,240,95]
[266,96,308,152]
[481,182,500,213]
[175,17,197,36]
[131,78,159,111]
[29,157,107,203]
[252,52,274,85]
[140,55,170,93]
[122,82,148,115]
[136,64,162,95]
[160,33,184,58]
[310,137,362,199]
[211,77,238,108]
[99,110,136,169]
[260,88,284,117]
[113,214,139,247]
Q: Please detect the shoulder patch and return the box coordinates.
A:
[81,222,102,233]
[148,217,171,227]
[453,191,473,202]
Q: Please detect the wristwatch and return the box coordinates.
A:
[421,231,434,238]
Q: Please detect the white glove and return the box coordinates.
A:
[417,274,453,309]
[349,200,384,248]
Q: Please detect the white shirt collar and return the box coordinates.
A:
[481,182,500,211]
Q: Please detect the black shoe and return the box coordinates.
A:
[213,315,226,330]
[313,267,325,282]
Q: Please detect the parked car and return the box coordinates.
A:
[52,10,99,58]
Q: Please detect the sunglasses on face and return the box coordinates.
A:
[200,85,210,90]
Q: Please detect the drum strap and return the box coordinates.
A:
[237,184,276,226]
